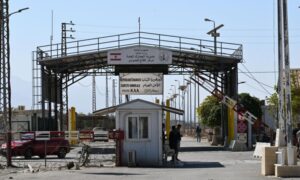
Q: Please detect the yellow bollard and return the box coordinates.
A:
[68,107,77,145]
[228,107,235,143]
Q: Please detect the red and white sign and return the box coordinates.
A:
[107,45,172,65]
[109,52,121,61]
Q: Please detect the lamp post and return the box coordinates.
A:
[1,5,29,167]
[178,84,187,130]
[171,85,177,124]
[184,79,192,134]
[7,7,29,17]
[175,80,181,122]
[204,18,224,55]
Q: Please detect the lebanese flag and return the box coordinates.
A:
[110,52,121,61]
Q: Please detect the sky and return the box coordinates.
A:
[8,0,300,114]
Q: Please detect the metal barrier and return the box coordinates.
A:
[3,131,95,142]
[35,31,243,60]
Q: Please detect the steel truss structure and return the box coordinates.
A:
[0,0,10,133]
[0,0,12,166]
[32,31,243,131]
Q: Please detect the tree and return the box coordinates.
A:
[266,92,278,121]
[207,105,221,127]
[238,93,262,118]
[291,74,300,124]
[266,72,300,126]
[198,95,221,128]
[198,93,262,128]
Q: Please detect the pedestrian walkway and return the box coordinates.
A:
[180,136,225,152]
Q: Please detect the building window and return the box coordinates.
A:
[127,116,149,139]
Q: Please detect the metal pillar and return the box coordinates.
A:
[92,74,96,112]
[41,65,46,130]
[106,73,109,107]
[189,82,192,133]
[0,0,12,166]
[186,85,189,131]
[112,79,116,106]
[54,73,58,130]
[232,65,238,141]
[194,79,196,127]
[197,76,200,124]
[63,77,68,130]
[59,73,63,130]
[60,21,74,130]
[47,69,52,130]
[221,73,226,144]
[277,0,285,133]
[282,0,292,148]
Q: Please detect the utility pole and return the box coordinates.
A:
[194,79,197,127]
[277,0,285,135]
[175,80,181,122]
[138,17,141,45]
[282,0,292,149]
[278,0,294,165]
[197,76,200,124]
[61,21,75,56]
[179,84,187,128]
[105,73,109,107]
[112,79,116,106]
[92,74,96,112]
[0,0,11,167]
[189,80,192,133]
[61,21,75,130]
[1,1,28,166]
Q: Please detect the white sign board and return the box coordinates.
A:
[120,73,163,95]
[237,133,247,143]
[108,46,172,65]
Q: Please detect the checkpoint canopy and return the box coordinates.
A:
[33,32,242,144]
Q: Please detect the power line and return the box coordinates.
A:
[244,83,272,94]
[239,64,273,95]
[78,81,92,87]
[239,68,275,89]
[238,71,277,74]
[76,23,300,32]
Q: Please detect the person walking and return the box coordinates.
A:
[196,125,202,142]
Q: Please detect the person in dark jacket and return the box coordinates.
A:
[169,126,178,161]
[196,125,202,142]
[175,124,182,161]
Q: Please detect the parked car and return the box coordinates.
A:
[93,127,109,142]
[0,137,70,159]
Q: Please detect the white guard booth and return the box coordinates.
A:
[94,99,183,167]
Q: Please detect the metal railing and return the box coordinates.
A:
[35,32,243,60]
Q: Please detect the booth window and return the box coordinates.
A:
[128,116,149,139]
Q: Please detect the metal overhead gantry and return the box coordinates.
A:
[32,32,243,134]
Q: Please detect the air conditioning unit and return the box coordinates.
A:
[128,150,136,167]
